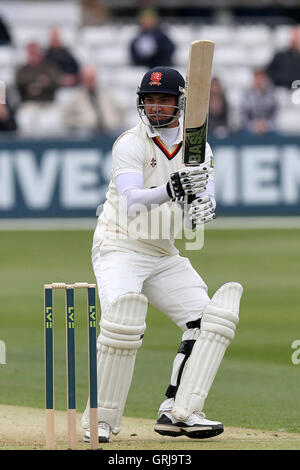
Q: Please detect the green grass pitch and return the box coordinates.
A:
[0,227,300,433]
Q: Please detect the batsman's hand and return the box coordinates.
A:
[166,164,209,199]
[188,194,216,225]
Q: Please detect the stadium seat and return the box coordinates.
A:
[276,106,300,135]
[16,102,65,137]
[12,26,78,49]
[112,88,133,109]
[166,24,195,46]
[247,45,275,68]
[80,26,118,47]
[275,87,294,107]
[73,45,92,66]
[0,46,15,69]
[235,25,272,47]
[103,66,147,88]
[0,66,14,88]
[117,24,139,43]
[215,66,253,91]
[94,45,130,66]
[125,108,140,129]
[12,27,48,47]
[0,1,80,27]
[214,45,248,67]
[173,44,190,66]
[196,25,234,46]
[273,25,295,50]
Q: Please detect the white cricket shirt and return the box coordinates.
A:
[93,121,214,256]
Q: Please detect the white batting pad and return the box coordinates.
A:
[172,282,243,421]
[81,293,148,434]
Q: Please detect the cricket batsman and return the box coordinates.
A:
[81,67,243,443]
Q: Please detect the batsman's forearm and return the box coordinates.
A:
[122,185,170,216]
[116,172,170,215]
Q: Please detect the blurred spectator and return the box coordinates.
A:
[60,64,125,135]
[267,26,300,89]
[15,42,63,136]
[44,28,80,87]
[0,16,12,45]
[0,100,17,132]
[240,69,278,135]
[16,42,61,102]
[130,9,175,68]
[208,77,230,138]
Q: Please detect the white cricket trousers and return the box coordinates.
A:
[81,245,210,430]
[92,246,210,330]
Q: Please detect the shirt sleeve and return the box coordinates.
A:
[113,133,146,176]
[116,172,169,215]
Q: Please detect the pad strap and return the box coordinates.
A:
[165,339,196,398]
[165,319,201,399]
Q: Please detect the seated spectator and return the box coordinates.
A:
[15,42,63,136]
[0,15,12,45]
[267,26,300,89]
[60,64,125,135]
[208,77,230,138]
[44,27,80,87]
[240,69,278,135]
[0,101,17,132]
[16,42,61,102]
[130,9,175,68]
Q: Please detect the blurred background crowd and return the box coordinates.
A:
[0,0,299,139]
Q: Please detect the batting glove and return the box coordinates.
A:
[188,194,216,225]
[166,165,209,199]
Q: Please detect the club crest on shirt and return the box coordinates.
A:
[150,157,157,167]
[149,72,162,86]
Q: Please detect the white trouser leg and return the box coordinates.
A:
[142,254,210,406]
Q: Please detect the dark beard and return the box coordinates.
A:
[148,115,174,128]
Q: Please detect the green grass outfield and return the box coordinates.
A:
[0,228,300,435]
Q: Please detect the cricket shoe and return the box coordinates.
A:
[84,422,111,443]
[154,399,223,439]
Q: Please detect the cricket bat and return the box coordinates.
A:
[183,40,215,166]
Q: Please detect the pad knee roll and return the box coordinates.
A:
[99,318,146,350]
